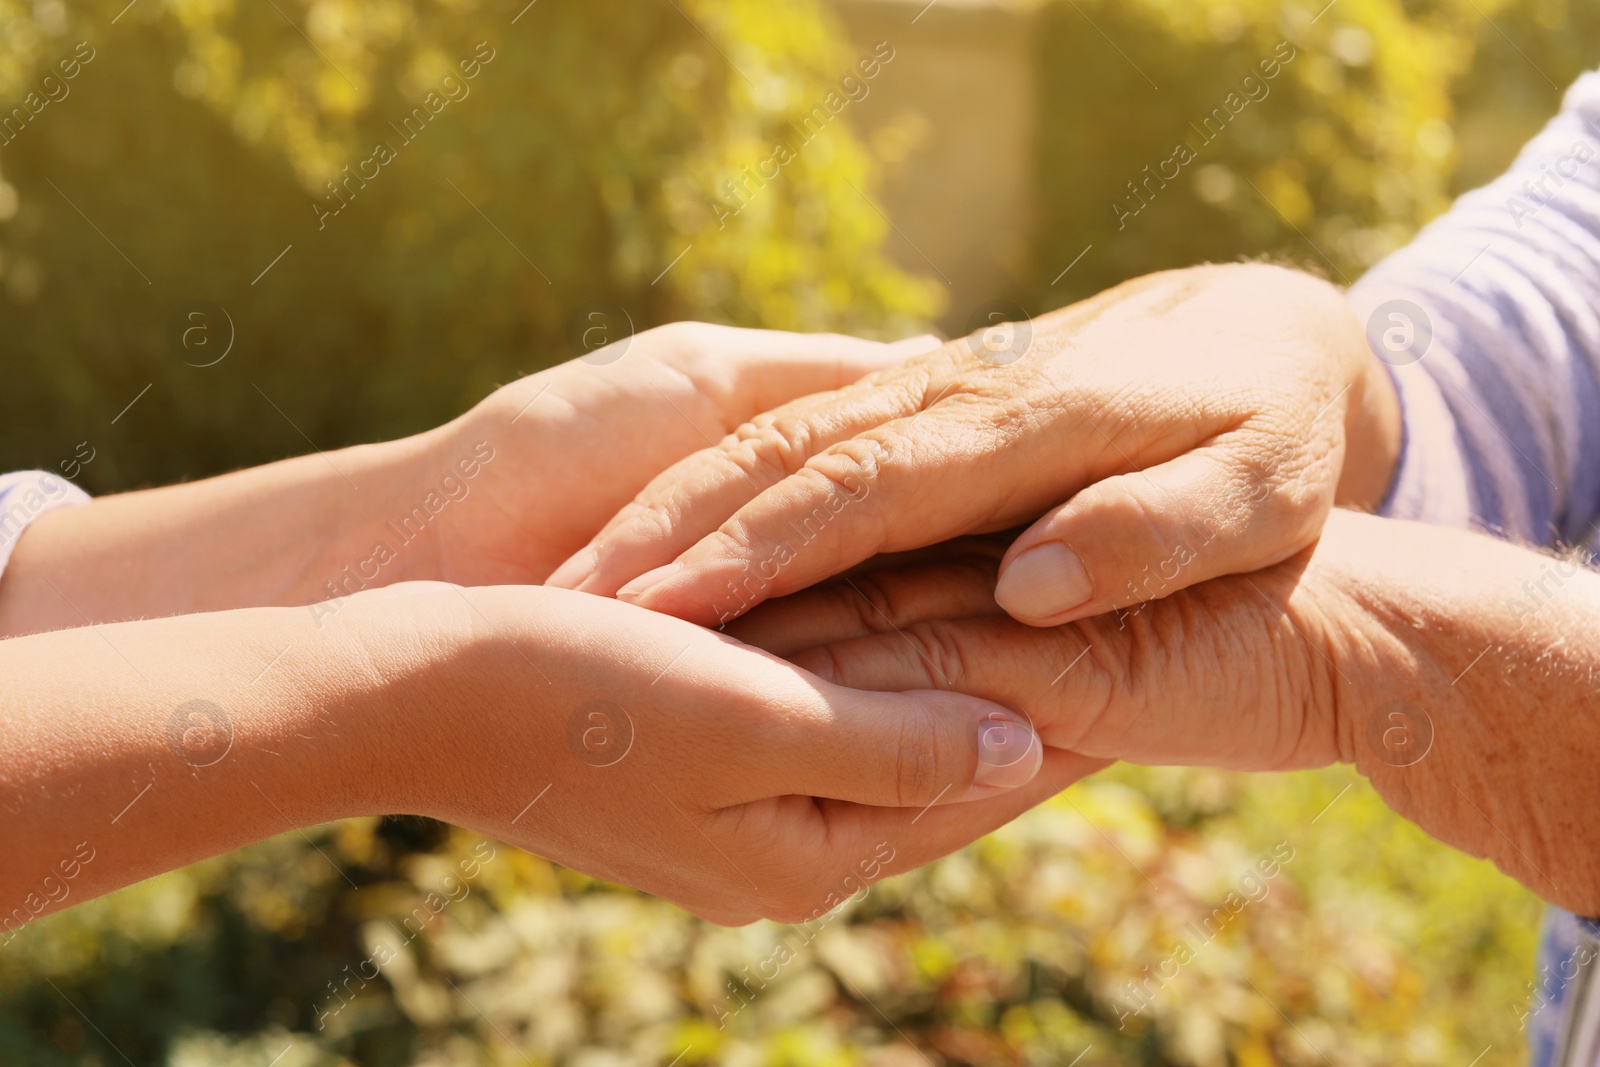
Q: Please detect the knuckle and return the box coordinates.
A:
[754,870,829,924]
[1113,478,1165,534]
[638,320,711,367]
[893,705,942,807]
[702,524,758,563]
[902,618,970,691]
[843,572,897,633]
[762,893,822,925]
[727,414,817,483]
[652,319,718,351]
[1233,423,1332,510]
[790,643,843,683]
[810,432,896,492]
[1062,622,1142,751]
[797,443,890,541]
[617,496,680,545]
[1087,480,1170,573]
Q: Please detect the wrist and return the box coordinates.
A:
[1312,511,1600,912]
[1335,345,1403,510]
[310,428,458,594]
[322,582,566,823]
[311,582,503,817]
[382,403,533,587]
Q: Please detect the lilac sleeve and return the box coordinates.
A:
[1350,69,1600,553]
[1346,70,1600,1067]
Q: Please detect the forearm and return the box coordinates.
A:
[1316,511,1600,912]
[0,427,452,638]
[0,590,464,926]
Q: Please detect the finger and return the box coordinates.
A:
[719,330,943,415]
[792,615,1066,702]
[547,358,938,593]
[615,395,1084,625]
[726,555,1005,657]
[689,746,1106,926]
[794,568,1331,772]
[813,747,1111,887]
[543,328,935,594]
[786,614,1109,755]
[994,430,1335,626]
[757,681,1044,809]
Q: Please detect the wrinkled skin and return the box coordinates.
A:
[550,264,1399,630]
[729,510,1600,917]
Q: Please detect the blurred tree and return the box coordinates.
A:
[1,1,1595,1064]
[0,0,935,492]
[1031,0,1600,314]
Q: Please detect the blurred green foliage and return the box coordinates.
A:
[1033,0,1600,307]
[3,0,1597,1064]
[1,770,1545,1066]
[0,0,934,491]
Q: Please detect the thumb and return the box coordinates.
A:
[994,443,1327,626]
[767,684,1042,809]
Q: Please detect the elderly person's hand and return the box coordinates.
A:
[729,510,1600,915]
[547,264,1401,628]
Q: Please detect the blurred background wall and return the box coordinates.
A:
[3,1,1599,1065]
[826,0,1040,331]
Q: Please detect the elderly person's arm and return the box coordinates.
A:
[728,508,1600,914]
[1349,70,1600,549]
[1327,70,1600,1060]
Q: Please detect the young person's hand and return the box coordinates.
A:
[429,323,938,586]
[730,511,1600,915]
[547,265,1400,628]
[379,584,1075,924]
[1,581,1089,928]
[0,323,928,636]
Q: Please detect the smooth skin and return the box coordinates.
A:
[729,510,1600,916]
[0,322,942,636]
[0,580,1075,930]
[547,263,1402,628]
[0,325,1067,930]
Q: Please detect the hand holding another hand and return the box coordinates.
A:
[548,264,1399,628]
[728,511,1600,915]
[426,322,940,586]
[334,582,1093,925]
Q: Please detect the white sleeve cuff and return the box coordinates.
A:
[0,471,92,580]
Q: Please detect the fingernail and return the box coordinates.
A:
[967,713,1042,796]
[547,547,598,589]
[617,562,683,601]
[995,542,1093,621]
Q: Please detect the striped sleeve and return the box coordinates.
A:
[1349,69,1600,550]
[1345,70,1600,1067]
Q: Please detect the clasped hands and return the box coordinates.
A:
[409,261,1600,921]
[523,260,1600,919]
[431,260,1432,924]
[18,260,1599,929]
